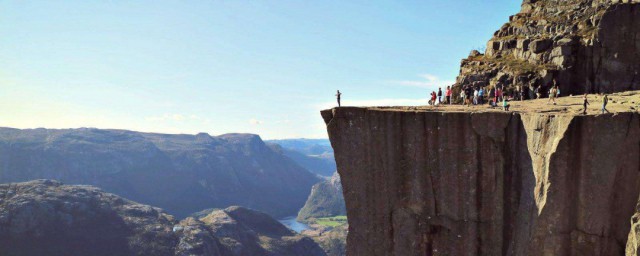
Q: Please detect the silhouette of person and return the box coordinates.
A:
[336,90,342,107]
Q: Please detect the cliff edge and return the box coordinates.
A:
[321,92,640,255]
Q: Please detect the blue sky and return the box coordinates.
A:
[0,1,521,139]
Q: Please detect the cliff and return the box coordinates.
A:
[456,0,640,95]
[321,92,640,255]
[0,128,319,218]
[0,180,326,256]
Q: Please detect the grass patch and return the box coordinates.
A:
[315,216,347,227]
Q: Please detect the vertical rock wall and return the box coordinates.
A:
[322,108,640,255]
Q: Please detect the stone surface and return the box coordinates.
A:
[456,0,640,96]
[0,128,320,218]
[200,206,327,256]
[0,180,177,256]
[321,99,640,255]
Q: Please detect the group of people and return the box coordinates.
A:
[428,86,453,105]
[335,85,611,114]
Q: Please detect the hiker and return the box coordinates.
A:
[437,88,443,104]
[488,86,496,105]
[503,94,510,111]
[496,87,503,103]
[430,91,437,106]
[445,86,452,104]
[582,93,589,115]
[548,86,557,105]
[535,86,541,99]
[473,88,479,105]
[478,87,485,105]
[336,90,342,107]
[602,94,609,114]
[460,89,466,105]
[465,86,473,107]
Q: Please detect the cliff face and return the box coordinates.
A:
[456,0,640,95]
[0,128,319,218]
[322,107,640,255]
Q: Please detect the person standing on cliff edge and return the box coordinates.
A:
[602,94,609,114]
[582,93,589,115]
[336,90,342,107]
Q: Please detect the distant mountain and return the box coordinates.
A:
[297,172,346,221]
[0,128,320,218]
[267,139,336,177]
[0,180,327,256]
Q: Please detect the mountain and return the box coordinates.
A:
[297,172,346,221]
[455,0,640,96]
[0,180,326,256]
[267,139,336,177]
[0,128,320,218]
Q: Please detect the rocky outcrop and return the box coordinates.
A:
[304,224,348,256]
[297,172,346,221]
[0,128,319,218]
[0,180,178,256]
[199,206,327,256]
[456,0,640,96]
[0,180,327,256]
[321,107,640,255]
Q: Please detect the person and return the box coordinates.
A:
[496,87,503,103]
[521,86,527,101]
[465,86,473,107]
[535,86,541,99]
[548,86,557,105]
[582,93,589,115]
[488,86,496,106]
[445,86,452,105]
[437,88,443,104]
[430,91,437,106]
[473,88,479,105]
[478,87,484,105]
[336,90,342,107]
[602,94,609,114]
[460,89,466,105]
[502,94,510,111]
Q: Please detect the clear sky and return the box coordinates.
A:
[0,1,521,139]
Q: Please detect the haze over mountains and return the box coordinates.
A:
[267,139,336,177]
[0,127,320,218]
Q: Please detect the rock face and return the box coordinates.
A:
[200,206,327,256]
[321,107,640,255]
[0,180,327,256]
[0,180,178,256]
[0,128,319,218]
[297,172,346,221]
[456,0,640,96]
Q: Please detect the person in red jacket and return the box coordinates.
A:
[445,86,452,104]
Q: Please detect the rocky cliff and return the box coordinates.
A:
[0,180,326,256]
[0,128,319,218]
[321,97,640,255]
[456,0,640,95]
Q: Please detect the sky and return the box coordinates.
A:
[0,1,521,139]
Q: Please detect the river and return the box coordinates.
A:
[278,216,310,233]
